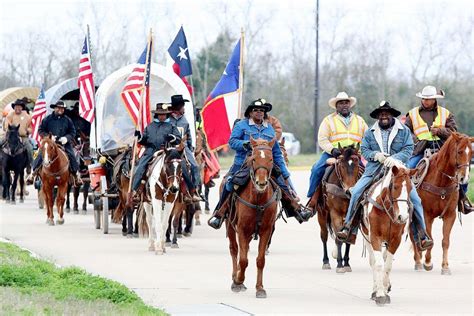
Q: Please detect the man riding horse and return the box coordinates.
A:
[3,99,33,173]
[208,98,312,229]
[168,95,202,202]
[405,85,472,214]
[26,101,82,186]
[307,92,368,208]
[336,101,434,251]
[129,102,182,201]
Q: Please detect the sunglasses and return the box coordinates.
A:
[252,108,265,112]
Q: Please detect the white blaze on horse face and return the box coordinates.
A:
[348,159,353,166]
[397,179,410,222]
[43,143,49,163]
[260,150,265,159]
[172,161,179,188]
[461,146,471,184]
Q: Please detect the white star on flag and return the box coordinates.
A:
[177,46,188,60]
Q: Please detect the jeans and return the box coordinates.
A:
[407,154,423,169]
[131,152,154,191]
[307,152,332,197]
[185,147,201,188]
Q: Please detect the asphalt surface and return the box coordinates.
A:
[1,170,473,315]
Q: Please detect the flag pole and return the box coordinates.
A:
[128,28,153,195]
[87,24,99,153]
[238,28,245,119]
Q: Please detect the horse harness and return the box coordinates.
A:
[41,145,70,183]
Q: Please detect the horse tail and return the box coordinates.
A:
[137,204,149,238]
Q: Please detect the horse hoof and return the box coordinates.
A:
[375,295,388,306]
[39,206,44,210]
[171,243,179,249]
[441,268,451,275]
[73,210,79,215]
[414,263,423,271]
[148,245,155,252]
[384,295,391,304]
[322,263,331,270]
[133,233,139,238]
[122,231,127,237]
[11,200,16,205]
[81,210,87,215]
[165,242,171,247]
[336,267,345,274]
[231,282,247,293]
[176,233,183,239]
[183,232,191,237]
[46,219,55,226]
[387,284,391,293]
[344,266,352,273]
[265,249,270,255]
[371,292,376,300]
[65,208,70,213]
[423,263,433,271]
[19,199,24,203]
[155,250,164,255]
[126,234,133,239]
[195,220,201,226]
[56,218,65,225]
[256,289,267,299]
[204,209,210,214]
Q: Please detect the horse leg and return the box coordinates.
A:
[382,250,394,304]
[161,203,174,253]
[227,223,239,284]
[19,170,25,203]
[65,184,71,212]
[184,203,195,235]
[121,212,127,236]
[423,216,435,271]
[343,243,352,272]
[266,224,276,255]
[171,208,181,248]
[255,228,272,298]
[55,184,67,225]
[10,171,19,204]
[335,241,345,273]
[143,202,156,251]
[44,187,55,225]
[441,213,456,275]
[82,181,89,212]
[126,207,134,236]
[234,233,251,288]
[318,211,330,269]
[73,185,80,213]
[177,213,183,236]
[194,201,201,226]
[409,229,423,270]
[369,237,387,305]
[204,185,210,213]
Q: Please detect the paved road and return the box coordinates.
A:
[1,170,473,315]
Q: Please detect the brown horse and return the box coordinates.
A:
[315,144,362,272]
[411,132,473,274]
[361,165,417,306]
[39,135,70,225]
[226,137,280,299]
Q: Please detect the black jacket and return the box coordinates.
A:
[168,115,193,150]
[39,113,76,142]
[138,120,181,150]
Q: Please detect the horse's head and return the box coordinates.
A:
[40,134,58,167]
[6,124,21,148]
[247,137,275,192]
[162,142,184,194]
[379,165,417,224]
[335,143,361,192]
[442,132,473,185]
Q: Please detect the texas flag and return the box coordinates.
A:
[167,26,193,95]
[201,39,241,150]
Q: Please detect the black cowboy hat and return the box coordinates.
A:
[244,98,272,118]
[170,94,189,110]
[370,100,401,119]
[50,100,67,109]
[11,99,27,110]
[152,102,172,115]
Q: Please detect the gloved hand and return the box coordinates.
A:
[134,130,141,138]
[384,156,400,168]
[51,135,57,142]
[59,137,67,145]
[331,148,342,157]
[374,152,387,163]
[242,141,251,151]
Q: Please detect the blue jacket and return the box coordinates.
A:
[361,118,414,176]
[228,118,290,178]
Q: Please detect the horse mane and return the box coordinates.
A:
[166,147,182,160]
[342,144,357,161]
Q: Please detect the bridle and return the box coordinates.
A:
[438,141,470,183]
[249,144,273,189]
[41,140,69,177]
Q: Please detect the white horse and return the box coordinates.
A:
[142,145,184,255]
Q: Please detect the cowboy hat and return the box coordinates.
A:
[328,92,357,109]
[415,85,445,99]
[50,100,67,109]
[244,98,272,117]
[11,99,27,110]
[370,100,401,118]
[152,102,172,115]
[170,94,189,110]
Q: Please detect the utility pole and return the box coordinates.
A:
[314,0,320,153]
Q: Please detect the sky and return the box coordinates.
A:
[0,0,472,77]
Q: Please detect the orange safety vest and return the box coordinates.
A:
[408,106,450,141]
[324,113,365,147]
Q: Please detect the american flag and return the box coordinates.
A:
[31,86,47,143]
[121,40,152,133]
[78,35,95,123]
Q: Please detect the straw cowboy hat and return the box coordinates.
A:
[328,92,357,109]
[415,85,445,99]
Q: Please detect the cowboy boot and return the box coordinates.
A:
[208,190,232,229]
[458,190,473,215]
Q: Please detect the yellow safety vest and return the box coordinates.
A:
[325,113,365,147]
[408,106,450,141]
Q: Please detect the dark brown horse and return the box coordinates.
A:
[39,135,70,225]
[226,137,280,299]
[314,144,362,272]
[361,165,417,306]
[411,132,473,274]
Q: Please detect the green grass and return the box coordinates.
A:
[0,242,166,316]
[218,153,320,169]
[468,169,474,201]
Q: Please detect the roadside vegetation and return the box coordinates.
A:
[0,241,166,315]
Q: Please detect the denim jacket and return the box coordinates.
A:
[228,118,290,178]
[361,118,414,176]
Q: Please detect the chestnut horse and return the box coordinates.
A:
[141,142,184,255]
[314,144,362,272]
[411,132,473,274]
[227,137,280,299]
[361,165,417,306]
[39,135,70,225]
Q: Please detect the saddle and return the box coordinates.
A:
[145,150,165,179]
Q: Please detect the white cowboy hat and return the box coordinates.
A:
[415,85,445,99]
[328,92,357,109]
